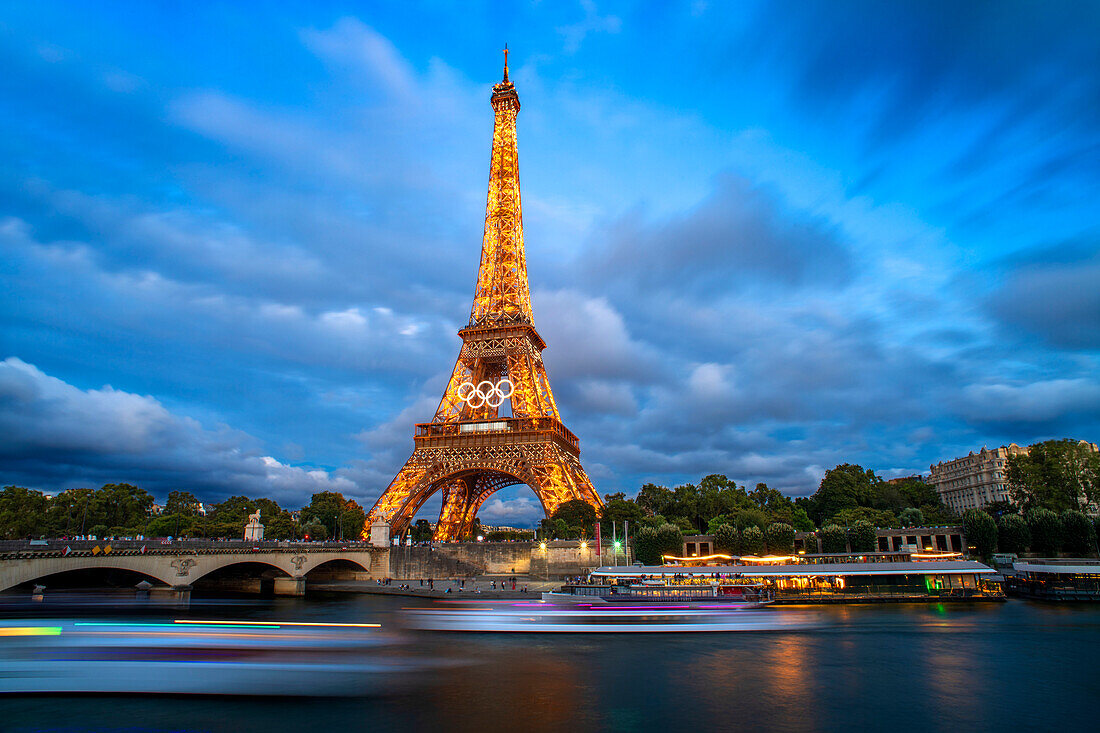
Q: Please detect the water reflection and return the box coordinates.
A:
[0,595,1097,733]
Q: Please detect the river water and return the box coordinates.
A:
[2,593,1098,732]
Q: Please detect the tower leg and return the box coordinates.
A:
[435,478,474,541]
[364,459,432,538]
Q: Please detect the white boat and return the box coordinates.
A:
[406,600,814,633]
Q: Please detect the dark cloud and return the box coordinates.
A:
[742,1,1100,142]
[987,241,1100,349]
[0,358,363,506]
[583,174,852,296]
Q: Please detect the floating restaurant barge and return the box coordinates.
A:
[558,553,1003,604]
[1001,559,1100,602]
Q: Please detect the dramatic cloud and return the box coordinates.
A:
[0,358,359,505]
[987,243,1100,350]
[1,6,1098,522]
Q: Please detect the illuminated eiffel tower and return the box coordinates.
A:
[365,49,601,542]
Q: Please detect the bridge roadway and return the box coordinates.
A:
[0,540,387,596]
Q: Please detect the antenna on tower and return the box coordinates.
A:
[503,43,509,82]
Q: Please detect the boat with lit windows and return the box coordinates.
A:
[542,576,772,607]
[563,555,1003,604]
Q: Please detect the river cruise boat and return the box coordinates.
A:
[542,577,771,607]
[552,558,1002,604]
[1002,559,1100,601]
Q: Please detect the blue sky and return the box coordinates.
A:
[1,1,1098,526]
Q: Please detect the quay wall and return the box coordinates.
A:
[385,541,613,580]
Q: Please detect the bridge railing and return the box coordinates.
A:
[0,539,382,561]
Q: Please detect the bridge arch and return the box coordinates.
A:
[189,560,292,585]
[3,565,171,592]
[0,557,179,592]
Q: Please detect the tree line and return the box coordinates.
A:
[0,484,367,542]
[539,468,954,541]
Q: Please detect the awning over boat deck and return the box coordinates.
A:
[1013,562,1100,576]
[591,561,994,577]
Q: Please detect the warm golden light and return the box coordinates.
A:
[739,555,798,564]
[363,54,601,542]
[661,553,734,563]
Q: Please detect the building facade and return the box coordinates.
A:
[928,444,1028,515]
[929,442,1100,515]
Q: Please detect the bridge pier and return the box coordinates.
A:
[274,576,306,596]
[148,585,192,606]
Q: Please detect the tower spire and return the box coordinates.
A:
[473,46,529,326]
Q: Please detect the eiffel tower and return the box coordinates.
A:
[365,50,601,542]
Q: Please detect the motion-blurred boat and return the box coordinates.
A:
[407,600,813,633]
[0,619,419,696]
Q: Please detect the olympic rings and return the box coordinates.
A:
[458,378,514,408]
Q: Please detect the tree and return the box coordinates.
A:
[263,510,300,540]
[632,527,663,565]
[731,508,770,531]
[97,483,154,530]
[765,522,795,553]
[631,523,682,565]
[831,506,898,529]
[997,514,1030,554]
[963,510,997,560]
[741,526,765,555]
[894,478,941,509]
[0,486,49,539]
[806,464,883,525]
[713,524,740,555]
[551,500,598,538]
[1026,507,1063,555]
[45,488,96,536]
[165,490,200,516]
[655,523,684,559]
[1061,510,1097,556]
[600,495,646,534]
[338,501,367,541]
[898,507,924,528]
[303,522,328,541]
[411,519,433,542]
[982,500,1016,519]
[553,518,570,539]
[848,520,877,552]
[635,483,674,517]
[820,525,847,554]
[146,513,197,538]
[1007,439,1100,513]
[300,492,351,540]
[787,506,816,532]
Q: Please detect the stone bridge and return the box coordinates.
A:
[0,541,389,596]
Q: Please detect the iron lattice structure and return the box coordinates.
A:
[365,53,601,541]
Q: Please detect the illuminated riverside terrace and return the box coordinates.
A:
[555,552,1003,604]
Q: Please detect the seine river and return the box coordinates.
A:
[2,594,1098,732]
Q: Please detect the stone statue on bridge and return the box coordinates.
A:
[244,511,264,541]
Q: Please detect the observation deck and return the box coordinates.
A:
[415,417,579,454]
